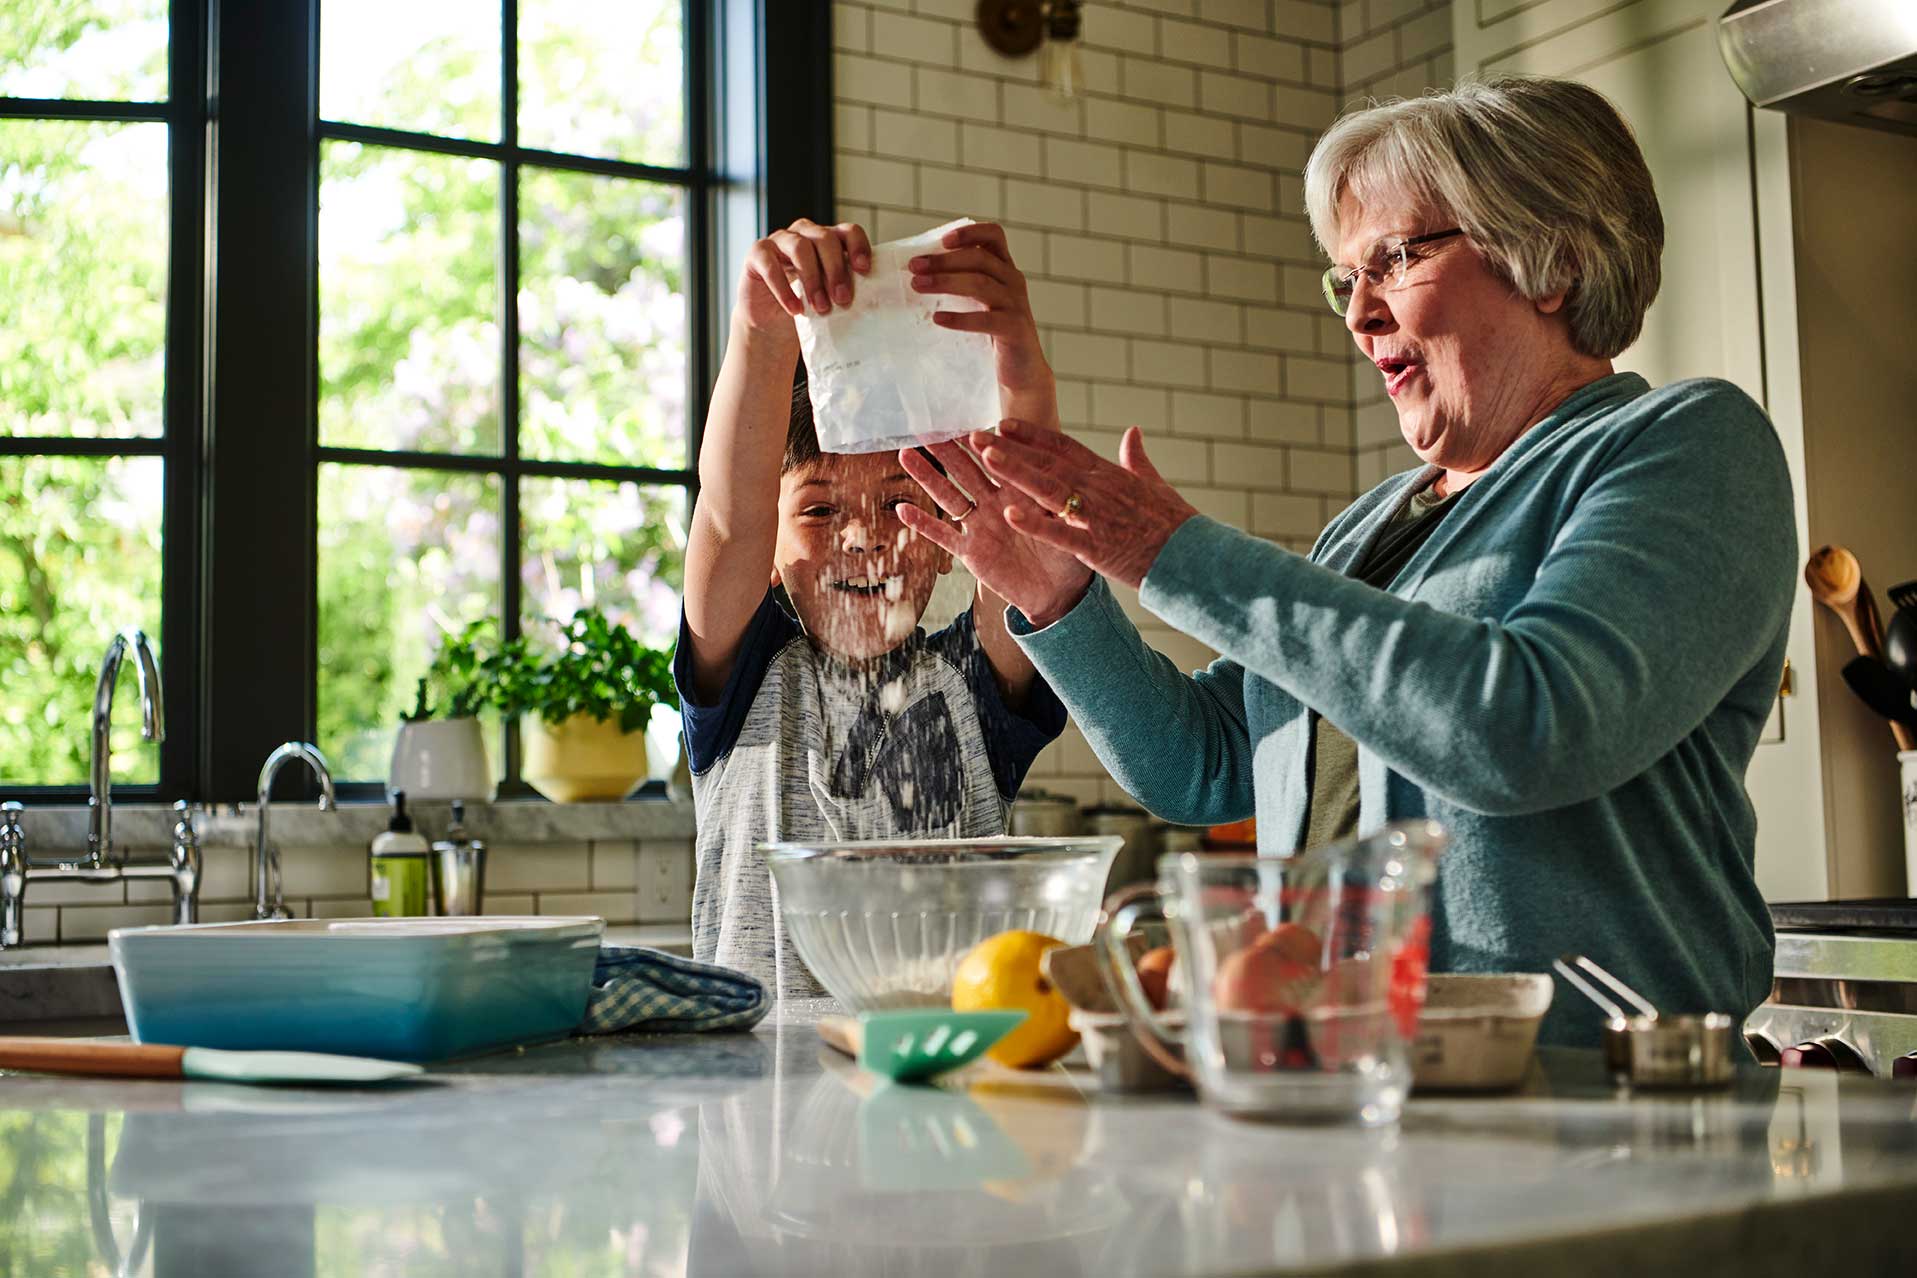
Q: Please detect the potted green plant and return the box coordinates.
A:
[492,608,678,803]
[391,620,497,801]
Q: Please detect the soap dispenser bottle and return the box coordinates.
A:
[370,790,430,918]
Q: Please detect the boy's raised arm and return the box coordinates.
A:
[682,220,872,702]
[898,222,1083,710]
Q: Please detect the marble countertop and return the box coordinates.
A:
[2,1000,1914,1277]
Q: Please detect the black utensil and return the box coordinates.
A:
[1887,580,1917,612]
[1885,605,1917,691]
[1841,655,1917,726]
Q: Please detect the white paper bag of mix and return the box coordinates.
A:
[792,216,1000,455]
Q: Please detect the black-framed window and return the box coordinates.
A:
[0,0,831,802]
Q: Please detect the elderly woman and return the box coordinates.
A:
[897,75,1796,1046]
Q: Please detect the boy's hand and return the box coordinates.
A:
[737,218,874,342]
[908,222,1052,411]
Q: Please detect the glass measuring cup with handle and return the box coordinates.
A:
[1096,820,1446,1125]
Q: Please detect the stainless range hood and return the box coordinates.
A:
[1717,0,1917,137]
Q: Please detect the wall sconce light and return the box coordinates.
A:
[977,0,1085,104]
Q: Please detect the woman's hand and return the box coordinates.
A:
[898,431,1094,627]
[735,218,873,342]
[968,421,1203,592]
[909,222,1055,425]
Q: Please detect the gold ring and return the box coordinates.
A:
[1061,491,1084,518]
[953,500,978,523]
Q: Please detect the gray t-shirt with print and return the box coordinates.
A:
[674,591,1065,997]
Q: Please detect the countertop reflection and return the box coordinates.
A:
[2,1000,1914,1277]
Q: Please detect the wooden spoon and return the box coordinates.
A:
[1806,545,1913,750]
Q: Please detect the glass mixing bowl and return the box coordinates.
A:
[762,836,1123,1012]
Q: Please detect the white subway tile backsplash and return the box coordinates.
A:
[1205,252,1280,302]
[874,109,960,166]
[915,66,999,119]
[538,891,638,925]
[1129,243,1205,293]
[1162,108,1237,158]
[1085,97,1162,147]
[837,52,916,109]
[1046,137,1126,189]
[1286,354,1350,401]
[1050,329,1132,378]
[1248,396,1324,445]
[1200,69,1273,120]
[838,153,918,207]
[1161,17,1234,66]
[1252,490,1329,537]
[59,904,175,942]
[1288,445,1355,493]
[918,164,1002,218]
[1235,32,1306,81]
[1130,338,1211,388]
[638,840,695,926]
[833,4,870,53]
[1026,278,1089,329]
[591,839,640,891]
[1202,0,1276,33]
[1125,150,1202,199]
[1088,285,1169,336]
[870,10,958,66]
[960,123,1044,176]
[1006,177,1085,230]
[1000,83,1084,135]
[1121,56,1199,109]
[1211,440,1291,489]
[1093,381,1173,431]
[1344,28,1396,85]
[1078,49,1124,97]
[1244,304,1318,351]
[1093,6,1162,56]
[1172,389,1250,438]
[1203,161,1275,211]
[1272,0,1337,43]
[1088,191,1166,242]
[1211,348,1282,395]
[1167,202,1241,253]
[1044,234,1129,283]
[486,842,592,893]
[1167,294,1244,345]
[277,846,368,897]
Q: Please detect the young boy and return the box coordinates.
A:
[676,218,1069,996]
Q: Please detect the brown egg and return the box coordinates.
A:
[1212,942,1322,1016]
[1253,921,1322,964]
[1135,946,1176,1010]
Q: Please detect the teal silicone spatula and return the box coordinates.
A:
[0,1038,424,1085]
[817,1010,1027,1082]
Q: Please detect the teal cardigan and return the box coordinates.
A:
[1011,373,1796,1046]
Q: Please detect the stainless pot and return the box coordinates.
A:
[1010,788,1081,838]
[1084,804,1156,892]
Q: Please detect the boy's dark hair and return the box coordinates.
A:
[783,382,822,474]
[781,379,950,486]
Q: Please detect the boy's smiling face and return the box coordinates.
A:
[773,451,953,661]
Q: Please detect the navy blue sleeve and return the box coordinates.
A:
[673,590,803,775]
[931,606,1068,800]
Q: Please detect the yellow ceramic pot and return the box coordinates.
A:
[520,712,650,802]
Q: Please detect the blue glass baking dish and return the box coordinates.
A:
[109,916,604,1062]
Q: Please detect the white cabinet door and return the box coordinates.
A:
[1455,0,1829,900]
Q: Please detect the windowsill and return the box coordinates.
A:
[6,796,697,853]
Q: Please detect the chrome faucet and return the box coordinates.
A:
[255,742,336,920]
[0,630,198,949]
[89,628,164,867]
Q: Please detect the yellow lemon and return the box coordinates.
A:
[950,930,1078,1069]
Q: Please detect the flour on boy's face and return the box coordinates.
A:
[773,451,953,662]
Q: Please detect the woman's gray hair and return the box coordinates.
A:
[1304,76,1662,359]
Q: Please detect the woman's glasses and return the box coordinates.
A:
[1320,228,1463,316]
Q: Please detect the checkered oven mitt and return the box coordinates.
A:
[577,945,770,1035]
